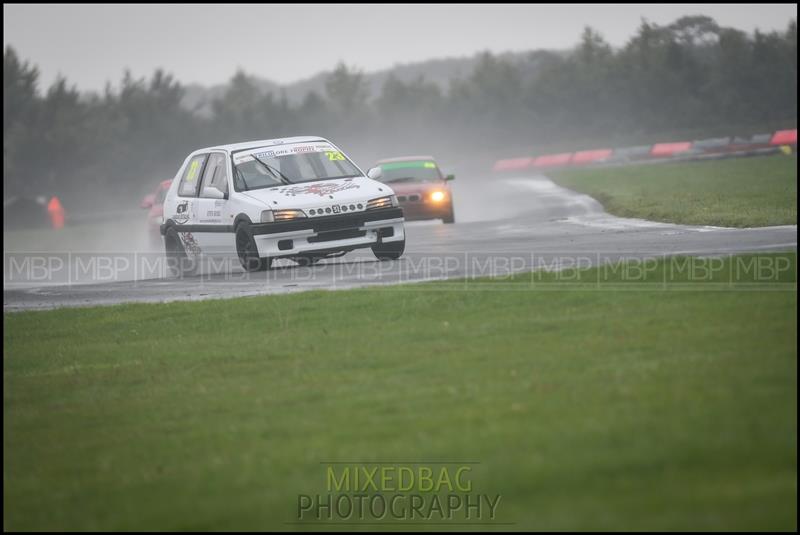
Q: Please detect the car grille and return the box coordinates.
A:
[308,229,366,243]
[397,194,421,202]
[315,215,363,232]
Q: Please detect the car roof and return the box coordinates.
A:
[376,155,438,164]
[193,136,330,154]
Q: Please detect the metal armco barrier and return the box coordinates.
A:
[533,153,572,168]
[650,141,693,157]
[494,128,797,173]
[771,129,798,146]
[571,149,613,165]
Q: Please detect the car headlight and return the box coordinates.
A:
[366,195,398,210]
[273,209,306,221]
[430,190,446,202]
[261,209,307,222]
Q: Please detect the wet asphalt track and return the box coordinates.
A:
[3,175,797,311]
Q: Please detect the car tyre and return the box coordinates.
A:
[442,207,455,224]
[236,224,271,272]
[372,238,405,261]
[164,227,198,277]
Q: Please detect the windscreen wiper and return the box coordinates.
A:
[250,154,292,185]
[235,167,250,190]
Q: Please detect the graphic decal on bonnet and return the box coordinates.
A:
[277,178,360,197]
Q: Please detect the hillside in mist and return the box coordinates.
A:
[181,49,565,115]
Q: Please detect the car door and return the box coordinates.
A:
[195,151,235,253]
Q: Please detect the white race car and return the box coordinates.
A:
[160,136,405,274]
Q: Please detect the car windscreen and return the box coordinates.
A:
[378,161,442,183]
[232,143,362,191]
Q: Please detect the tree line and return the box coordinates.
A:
[3,15,796,209]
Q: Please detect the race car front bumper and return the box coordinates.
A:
[399,200,453,221]
[250,207,405,258]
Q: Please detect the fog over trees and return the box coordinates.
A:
[3,15,796,207]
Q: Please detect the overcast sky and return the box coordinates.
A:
[4,3,797,91]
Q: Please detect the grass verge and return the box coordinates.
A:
[3,253,797,530]
[549,154,797,227]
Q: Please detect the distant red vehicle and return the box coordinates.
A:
[368,156,455,223]
[140,180,171,247]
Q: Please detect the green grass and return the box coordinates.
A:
[4,254,797,531]
[549,154,797,227]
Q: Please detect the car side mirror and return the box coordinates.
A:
[140,194,155,209]
[204,186,227,199]
[367,167,383,180]
[445,174,455,181]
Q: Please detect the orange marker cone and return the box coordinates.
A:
[47,196,65,230]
